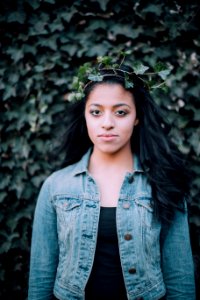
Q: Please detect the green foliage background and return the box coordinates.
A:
[1,0,200,299]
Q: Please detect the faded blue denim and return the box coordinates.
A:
[28,149,195,300]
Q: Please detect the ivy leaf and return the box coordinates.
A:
[111,24,142,39]
[154,62,166,71]
[0,192,7,203]
[28,0,40,10]
[120,50,132,57]
[187,86,200,98]
[0,233,20,254]
[194,109,200,121]
[60,44,77,56]
[48,17,64,32]
[88,74,103,82]
[124,74,134,88]
[87,43,108,57]
[7,11,26,24]
[158,69,171,80]
[93,0,110,11]
[142,4,163,16]
[44,0,55,3]
[0,174,11,189]
[189,130,200,156]
[97,56,114,67]
[132,63,149,75]
[6,48,24,63]
[3,85,16,101]
[37,37,58,51]
[60,8,78,23]
[125,80,134,89]
[78,63,93,79]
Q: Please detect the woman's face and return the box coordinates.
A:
[85,83,139,155]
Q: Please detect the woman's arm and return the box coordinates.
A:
[28,176,59,300]
[160,204,196,300]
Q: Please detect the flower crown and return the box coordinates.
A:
[68,54,172,102]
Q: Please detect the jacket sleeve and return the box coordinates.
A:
[160,204,196,300]
[28,175,59,300]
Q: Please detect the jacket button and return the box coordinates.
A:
[128,175,134,183]
[124,233,132,241]
[123,202,130,209]
[128,267,136,274]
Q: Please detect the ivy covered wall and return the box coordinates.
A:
[0,0,200,299]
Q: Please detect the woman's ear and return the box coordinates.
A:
[134,118,139,126]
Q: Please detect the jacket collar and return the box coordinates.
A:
[133,153,144,173]
[72,148,144,176]
[71,148,92,176]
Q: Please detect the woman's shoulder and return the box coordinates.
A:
[42,150,91,195]
[40,164,82,197]
[49,161,84,183]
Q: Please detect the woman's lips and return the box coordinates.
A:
[98,134,118,141]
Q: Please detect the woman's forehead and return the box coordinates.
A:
[86,83,135,105]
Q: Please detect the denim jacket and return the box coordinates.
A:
[28,149,195,300]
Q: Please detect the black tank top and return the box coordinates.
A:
[85,207,128,300]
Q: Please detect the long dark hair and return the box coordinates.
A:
[57,65,190,224]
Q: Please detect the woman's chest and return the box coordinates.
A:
[95,174,126,207]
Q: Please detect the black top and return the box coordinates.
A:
[85,207,128,300]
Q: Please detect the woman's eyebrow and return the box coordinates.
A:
[113,103,131,108]
[88,103,131,108]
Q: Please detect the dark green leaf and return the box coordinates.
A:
[28,0,40,10]
[142,4,163,16]
[88,74,104,82]
[7,11,26,24]
[0,192,7,203]
[91,0,109,11]
[132,63,149,75]
[44,0,55,3]
[158,69,171,80]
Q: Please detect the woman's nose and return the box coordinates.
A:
[101,113,114,129]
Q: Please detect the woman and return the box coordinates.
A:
[28,60,195,300]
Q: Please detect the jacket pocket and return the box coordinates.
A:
[135,196,155,228]
[54,196,82,210]
[53,195,82,226]
[135,196,153,211]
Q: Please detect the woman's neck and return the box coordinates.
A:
[88,147,134,175]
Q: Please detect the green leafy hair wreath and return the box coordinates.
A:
[67,53,172,102]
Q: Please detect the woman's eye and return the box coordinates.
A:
[90,110,102,116]
[115,110,128,116]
